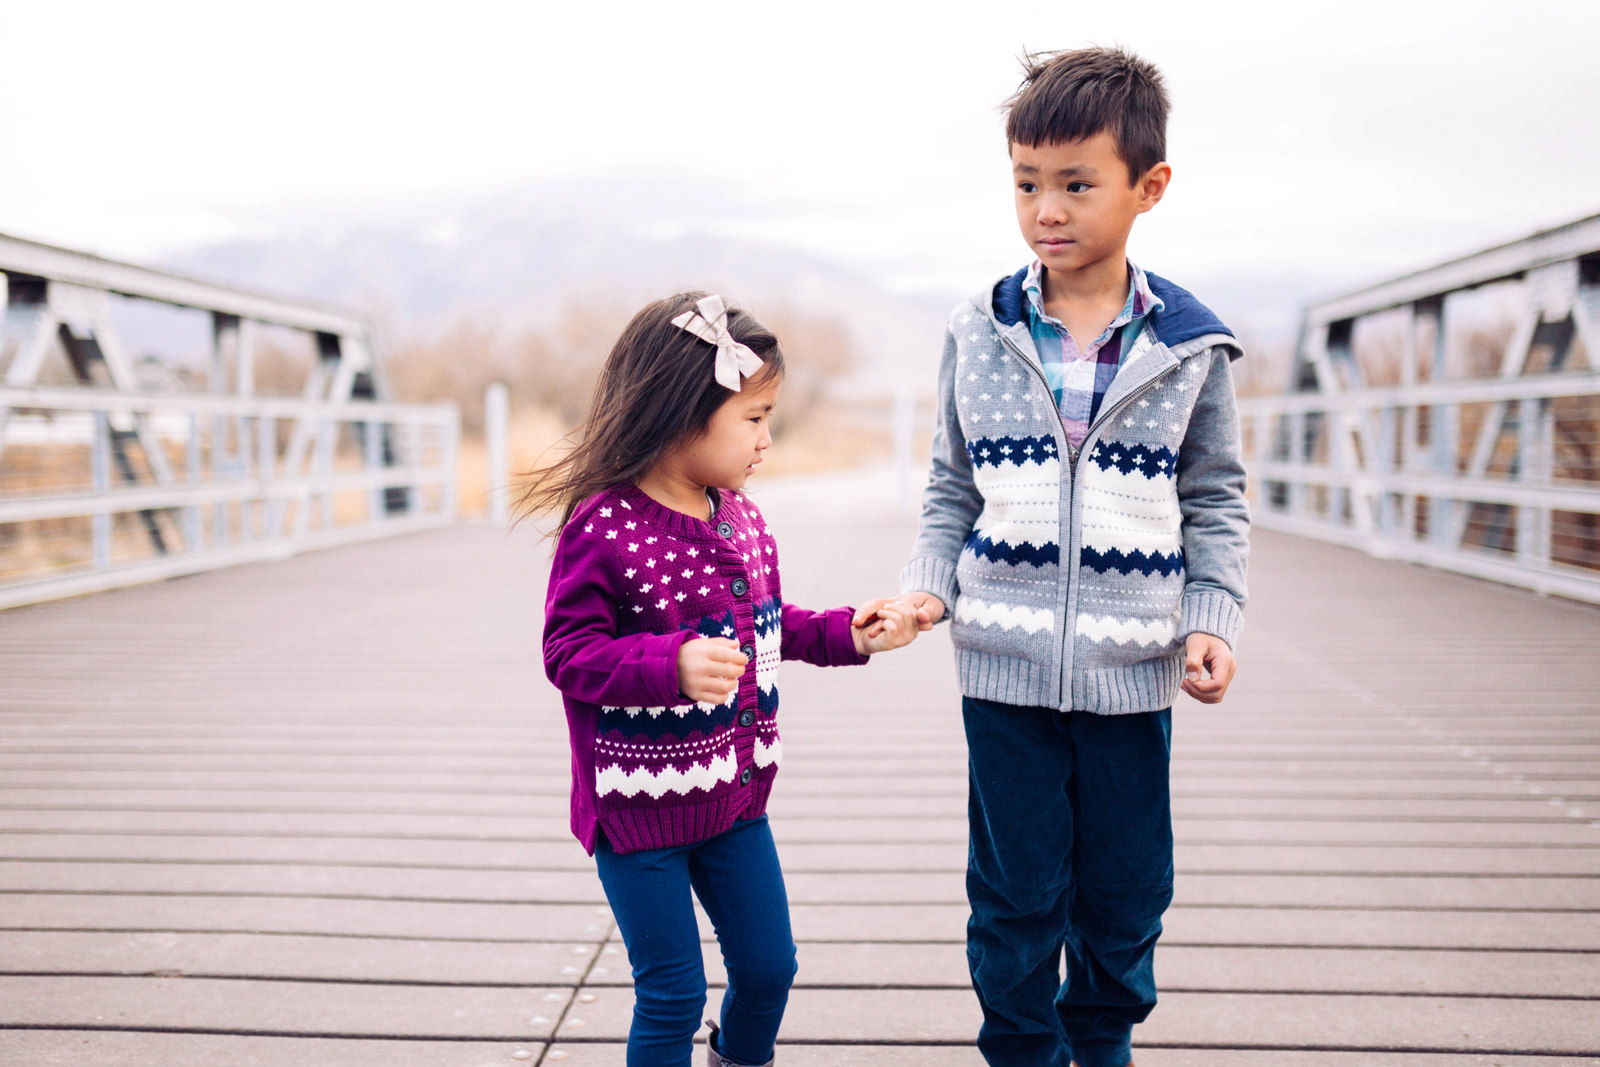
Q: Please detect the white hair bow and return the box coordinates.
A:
[671,294,764,392]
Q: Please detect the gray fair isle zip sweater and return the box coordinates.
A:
[901,266,1250,714]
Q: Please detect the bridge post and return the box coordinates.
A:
[90,411,111,570]
[893,382,914,517]
[1516,394,1555,577]
[185,413,203,550]
[1420,297,1455,548]
[486,382,510,524]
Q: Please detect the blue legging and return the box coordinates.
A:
[595,815,797,1067]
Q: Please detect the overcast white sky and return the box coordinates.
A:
[2,0,1597,311]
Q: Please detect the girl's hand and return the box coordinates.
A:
[1181,632,1236,704]
[677,636,748,705]
[851,599,921,656]
[852,593,943,638]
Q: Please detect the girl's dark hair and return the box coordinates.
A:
[1003,46,1169,186]
[517,291,784,531]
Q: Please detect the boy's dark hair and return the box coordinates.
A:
[1004,47,1168,185]
[517,291,784,532]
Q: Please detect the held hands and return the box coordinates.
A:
[849,595,939,656]
[677,636,748,705]
[852,592,944,636]
[845,596,1237,702]
[1182,632,1236,704]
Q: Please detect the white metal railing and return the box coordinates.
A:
[1241,212,1600,604]
[1,232,460,609]
[0,386,458,609]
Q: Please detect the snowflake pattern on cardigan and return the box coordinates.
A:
[543,482,867,855]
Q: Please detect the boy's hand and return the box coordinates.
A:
[677,636,748,705]
[1181,633,1236,704]
[850,598,921,656]
[852,593,944,637]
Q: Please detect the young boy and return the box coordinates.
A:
[869,47,1249,1067]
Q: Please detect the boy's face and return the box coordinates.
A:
[1011,132,1170,280]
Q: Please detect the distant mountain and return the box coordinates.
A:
[133,175,1314,399]
[157,178,960,398]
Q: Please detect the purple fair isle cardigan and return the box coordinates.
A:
[542,482,867,855]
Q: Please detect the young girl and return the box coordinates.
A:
[526,291,918,1067]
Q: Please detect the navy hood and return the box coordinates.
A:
[991,264,1237,353]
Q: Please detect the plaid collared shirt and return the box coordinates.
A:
[1022,259,1164,450]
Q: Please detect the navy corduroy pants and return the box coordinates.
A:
[962,697,1174,1067]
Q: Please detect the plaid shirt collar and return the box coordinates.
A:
[1021,258,1164,348]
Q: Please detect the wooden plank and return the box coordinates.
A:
[1173,873,1600,910]
[0,862,607,902]
[0,895,605,942]
[1173,844,1600,877]
[0,1034,548,1067]
[1,835,1596,880]
[557,986,1600,1050]
[0,787,561,812]
[552,1048,1586,1067]
[772,794,1595,819]
[0,975,565,1039]
[3,773,1596,803]
[3,809,1596,847]
[0,810,572,839]
[667,904,1600,951]
[8,863,1600,916]
[591,941,1600,998]
[0,930,608,985]
[0,834,594,869]
[5,835,1596,878]
[0,772,568,795]
[21,790,1587,825]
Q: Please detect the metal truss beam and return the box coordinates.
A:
[0,231,367,336]
[1247,211,1600,604]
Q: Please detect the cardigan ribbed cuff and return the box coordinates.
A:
[822,609,872,666]
[899,556,959,623]
[1180,589,1244,649]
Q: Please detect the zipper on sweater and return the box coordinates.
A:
[998,330,1176,706]
[998,332,1077,706]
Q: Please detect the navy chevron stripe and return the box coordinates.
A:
[752,595,782,639]
[1085,441,1178,480]
[965,531,1059,566]
[966,435,1059,469]
[599,703,729,741]
[1079,545,1185,577]
[694,610,739,641]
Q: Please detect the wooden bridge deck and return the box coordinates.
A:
[1,473,1597,1066]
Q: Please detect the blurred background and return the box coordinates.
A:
[1,0,1596,517]
[6,7,1600,1059]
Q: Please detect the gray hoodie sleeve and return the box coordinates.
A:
[900,322,983,614]
[1175,345,1250,647]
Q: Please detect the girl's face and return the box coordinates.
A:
[668,371,781,492]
